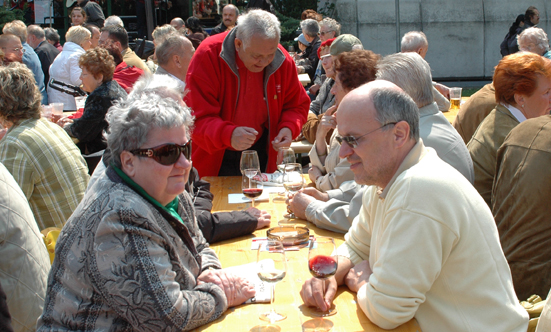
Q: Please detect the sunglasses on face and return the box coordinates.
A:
[336,122,397,148]
[319,31,334,36]
[130,141,192,165]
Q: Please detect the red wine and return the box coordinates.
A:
[243,188,263,198]
[309,255,337,278]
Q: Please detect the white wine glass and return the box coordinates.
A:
[283,163,304,219]
[307,237,338,317]
[257,239,288,323]
[277,147,296,172]
[242,171,263,208]
[240,150,260,175]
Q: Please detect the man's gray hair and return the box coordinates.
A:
[319,18,341,37]
[106,87,194,168]
[401,31,428,53]
[301,19,319,38]
[152,24,177,45]
[129,73,185,99]
[105,15,124,28]
[156,35,190,66]
[376,52,434,108]
[236,9,280,47]
[27,25,45,39]
[372,87,420,141]
[518,27,550,55]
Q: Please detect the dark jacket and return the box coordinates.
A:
[80,0,105,27]
[68,80,127,154]
[300,35,321,82]
[186,167,258,243]
[210,22,229,36]
[34,40,60,87]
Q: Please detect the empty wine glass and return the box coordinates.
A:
[308,237,338,317]
[288,45,295,57]
[283,163,304,219]
[240,150,260,175]
[257,239,288,323]
[242,170,263,208]
[277,147,296,172]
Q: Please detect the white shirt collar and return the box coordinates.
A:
[503,104,527,123]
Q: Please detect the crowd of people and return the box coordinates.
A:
[0,3,549,332]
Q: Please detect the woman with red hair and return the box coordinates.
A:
[468,52,551,206]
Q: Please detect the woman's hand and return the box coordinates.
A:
[198,269,256,307]
[316,106,338,141]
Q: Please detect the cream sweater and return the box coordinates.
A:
[336,140,528,332]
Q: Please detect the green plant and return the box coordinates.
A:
[272,0,317,20]
[0,5,25,31]
[276,11,300,50]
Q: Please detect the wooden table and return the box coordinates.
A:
[193,176,421,332]
[442,97,469,124]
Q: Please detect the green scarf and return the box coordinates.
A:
[112,165,183,224]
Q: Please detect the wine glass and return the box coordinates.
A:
[288,45,295,57]
[308,237,338,317]
[277,147,296,172]
[242,170,263,208]
[240,150,260,175]
[257,239,288,323]
[283,163,304,219]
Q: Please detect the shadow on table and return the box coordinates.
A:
[302,318,334,332]
[249,324,281,332]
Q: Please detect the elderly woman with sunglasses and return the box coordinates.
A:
[37,93,255,331]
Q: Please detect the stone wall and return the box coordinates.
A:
[330,0,549,79]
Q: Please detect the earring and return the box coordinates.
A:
[522,105,525,108]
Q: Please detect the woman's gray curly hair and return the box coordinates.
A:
[105,81,194,168]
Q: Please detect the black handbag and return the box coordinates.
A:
[134,38,155,60]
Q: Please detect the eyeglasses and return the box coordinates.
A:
[1,47,25,53]
[336,122,397,148]
[130,141,192,165]
[319,31,334,36]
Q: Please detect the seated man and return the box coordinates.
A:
[300,80,528,332]
[401,30,450,112]
[290,52,474,232]
[296,19,321,83]
[99,25,150,73]
[0,63,90,230]
[492,115,551,300]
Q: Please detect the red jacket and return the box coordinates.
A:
[185,29,310,177]
[113,62,144,93]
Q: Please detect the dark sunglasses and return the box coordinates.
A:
[130,141,192,165]
[336,122,397,148]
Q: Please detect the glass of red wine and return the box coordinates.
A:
[242,170,263,208]
[257,239,287,323]
[308,237,338,317]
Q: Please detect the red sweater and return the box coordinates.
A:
[185,30,310,177]
[113,62,144,93]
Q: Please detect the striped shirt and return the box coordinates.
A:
[0,117,90,230]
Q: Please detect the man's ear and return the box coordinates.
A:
[234,38,243,52]
[393,121,411,148]
[172,54,181,67]
[120,151,137,177]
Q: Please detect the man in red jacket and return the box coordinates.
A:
[185,9,310,177]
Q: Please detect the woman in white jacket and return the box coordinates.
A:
[48,26,91,110]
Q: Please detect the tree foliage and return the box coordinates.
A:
[272,0,317,20]
[0,6,25,31]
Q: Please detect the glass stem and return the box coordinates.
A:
[269,283,276,324]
